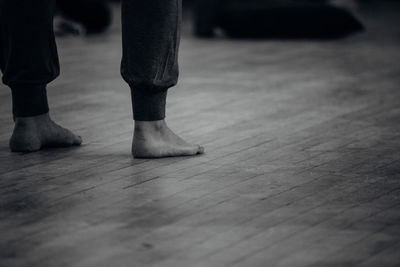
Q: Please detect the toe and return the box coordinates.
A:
[63,130,82,146]
[171,145,203,157]
[58,126,81,146]
[43,127,82,148]
[73,135,83,146]
[197,145,205,154]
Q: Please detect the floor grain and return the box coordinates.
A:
[0,3,399,267]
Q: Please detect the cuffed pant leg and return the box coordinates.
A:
[121,0,181,121]
[0,0,59,117]
[11,85,49,117]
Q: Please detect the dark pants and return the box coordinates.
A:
[0,0,181,121]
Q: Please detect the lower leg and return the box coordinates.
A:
[121,0,204,158]
[0,0,82,152]
[10,86,81,152]
[131,91,203,158]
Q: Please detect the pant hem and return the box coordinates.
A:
[131,89,167,121]
[11,85,49,117]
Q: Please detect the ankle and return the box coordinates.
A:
[14,113,51,125]
[134,120,166,133]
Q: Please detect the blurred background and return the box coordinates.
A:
[54,0,398,39]
[1,1,400,267]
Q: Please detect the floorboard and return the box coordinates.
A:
[1,2,400,267]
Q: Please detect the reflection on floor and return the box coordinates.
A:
[0,2,400,267]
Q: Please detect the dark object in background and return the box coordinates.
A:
[56,0,112,35]
[194,0,364,39]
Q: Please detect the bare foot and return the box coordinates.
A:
[132,120,204,158]
[9,113,82,152]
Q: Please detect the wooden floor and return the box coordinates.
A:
[1,2,400,267]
